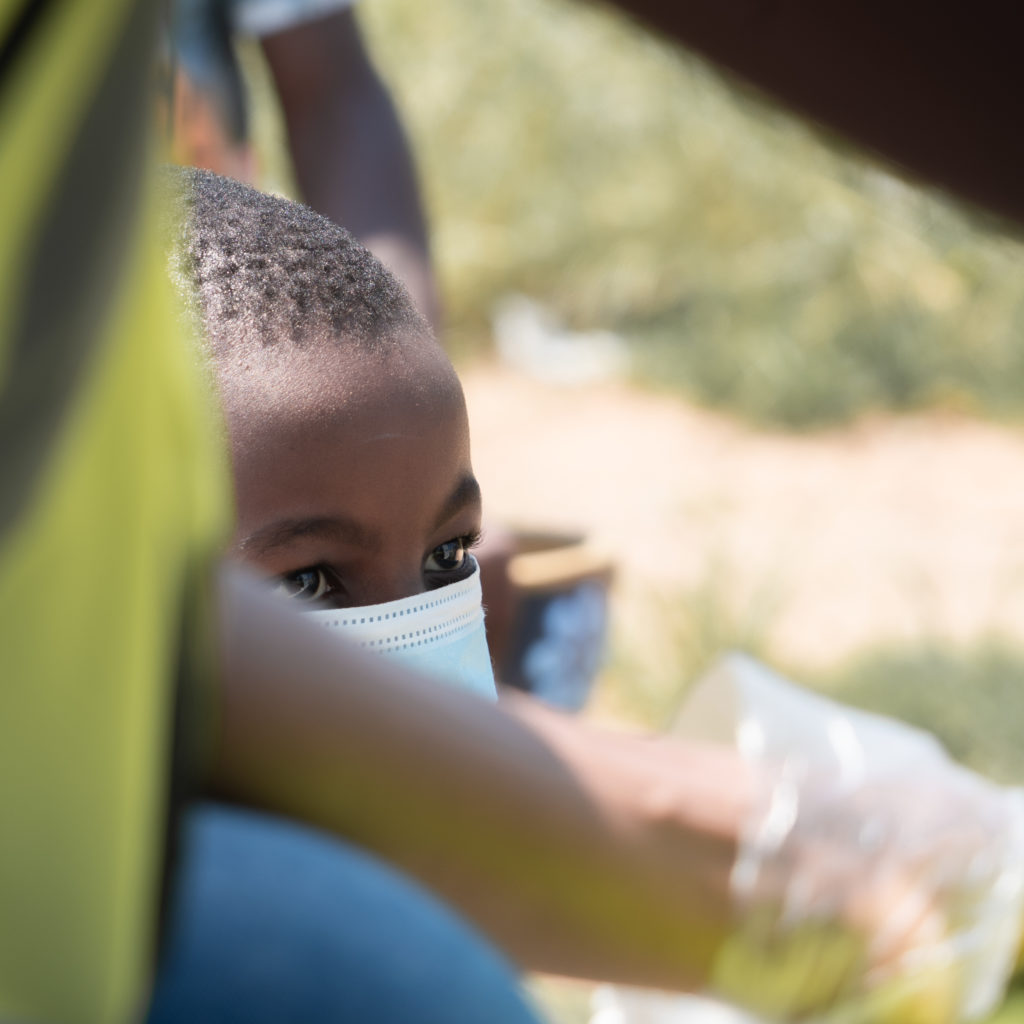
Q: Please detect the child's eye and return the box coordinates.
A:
[426,538,467,572]
[424,533,480,584]
[273,566,334,604]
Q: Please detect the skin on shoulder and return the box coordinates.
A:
[216,332,482,608]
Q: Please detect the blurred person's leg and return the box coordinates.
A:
[145,803,546,1024]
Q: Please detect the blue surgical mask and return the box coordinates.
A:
[304,556,497,700]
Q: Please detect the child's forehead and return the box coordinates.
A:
[216,330,465,431]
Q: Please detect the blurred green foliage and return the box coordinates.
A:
[814,638,1024,785]
[598,554,784,730]
[992,981,1024,1024]
[602,572,1024,793]
[361,0,1024,429]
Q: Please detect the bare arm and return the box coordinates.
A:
[208,567,1024,1021]
[260,8,441,329]
[209,565,744,990]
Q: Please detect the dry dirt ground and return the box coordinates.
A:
[463,364,1024,692]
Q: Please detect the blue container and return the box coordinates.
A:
[481,530,614,712]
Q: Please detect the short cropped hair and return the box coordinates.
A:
[164,166,429,356]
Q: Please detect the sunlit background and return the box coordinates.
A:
[244,1,1024,1019]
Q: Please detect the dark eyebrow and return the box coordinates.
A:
[239,515,379,557]
[239,475,481,556]
[432,474,482,532]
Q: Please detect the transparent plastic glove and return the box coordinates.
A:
[674,654,1024,1024]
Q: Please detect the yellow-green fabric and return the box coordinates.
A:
[0,1,229,1021]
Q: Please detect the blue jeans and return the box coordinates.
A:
[146,804,545,1024]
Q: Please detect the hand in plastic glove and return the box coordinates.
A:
[674,655,1024,1024]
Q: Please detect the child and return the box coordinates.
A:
[149,166,544,1023]
[169,168,614,712]
[166,166,495,696]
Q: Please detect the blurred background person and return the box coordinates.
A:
[165,0,440,329]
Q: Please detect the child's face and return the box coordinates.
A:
[218,336,482,609]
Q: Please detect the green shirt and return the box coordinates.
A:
[0,1,229,1020]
